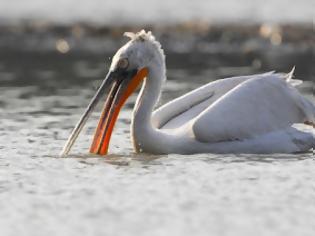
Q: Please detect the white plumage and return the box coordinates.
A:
[61,30,315,156]
[128,31,315,154]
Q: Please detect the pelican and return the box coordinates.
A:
[61,30,315,156]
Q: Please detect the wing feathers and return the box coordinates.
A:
[192,74,308,143]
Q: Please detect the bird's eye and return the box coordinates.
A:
[117,58,129,69]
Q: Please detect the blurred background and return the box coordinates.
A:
[0,0,314,88]
[1,1,315,236]
[0,0,313,24]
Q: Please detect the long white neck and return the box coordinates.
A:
[131,61,166,152]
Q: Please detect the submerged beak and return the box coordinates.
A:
[60,67,148,157]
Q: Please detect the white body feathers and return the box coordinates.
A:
[115,30,315,154]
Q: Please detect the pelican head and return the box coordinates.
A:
[110,31,165,73]
[61,30,166,156]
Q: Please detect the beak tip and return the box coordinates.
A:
[59,149,68,158]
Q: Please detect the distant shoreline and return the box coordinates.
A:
[0,21,313,51]
[0,21,313,83]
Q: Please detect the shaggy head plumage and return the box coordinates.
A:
[110,30,165,72]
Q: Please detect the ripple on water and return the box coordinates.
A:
[1,47,315,236]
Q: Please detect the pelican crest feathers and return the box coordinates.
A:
[124,30,165,59]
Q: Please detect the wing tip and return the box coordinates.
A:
[286,66,303,86]
[287,66,295,80]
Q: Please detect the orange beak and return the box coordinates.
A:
[90,68,148,155]
[60,67,148,157]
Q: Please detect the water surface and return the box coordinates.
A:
[0,26,315,236]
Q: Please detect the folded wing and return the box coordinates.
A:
[192,73,313,142]
[153,72,273,129]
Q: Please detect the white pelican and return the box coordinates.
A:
[61,30,315,156]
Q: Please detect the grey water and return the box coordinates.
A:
[0,3,315,235]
